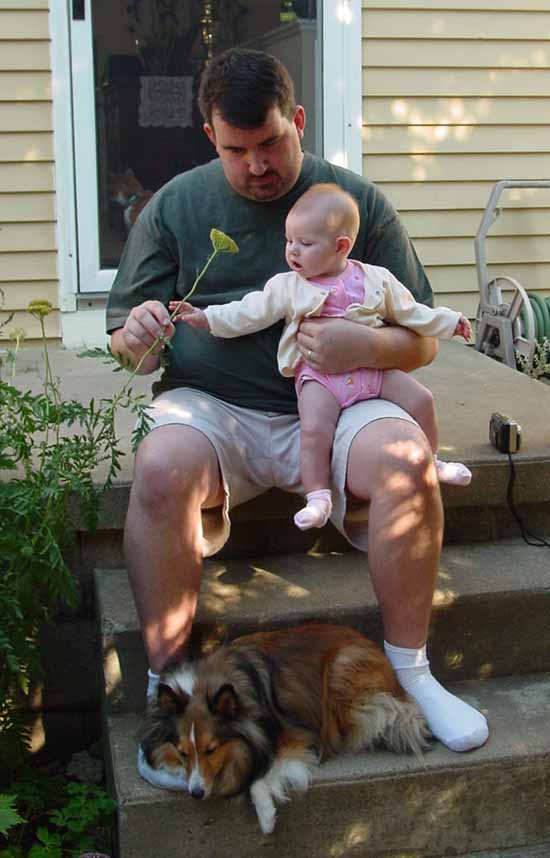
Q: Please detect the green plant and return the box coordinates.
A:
[0,772,116,857]
[0,229,237,769]
[0,301,149,770]
[516,336,550,380]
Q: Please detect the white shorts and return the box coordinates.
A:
[146,387,415,556]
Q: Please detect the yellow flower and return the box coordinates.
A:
[28,300,53,319]
[210,229,238,254]
[8,327,26,343]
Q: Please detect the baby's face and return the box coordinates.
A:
[285,209,346,280]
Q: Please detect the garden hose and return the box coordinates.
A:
[521,293,550,343]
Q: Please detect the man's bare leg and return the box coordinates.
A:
[125,424,224,674]
[346,417,488,751]
[127,424,225,789]
[379,369,472,487]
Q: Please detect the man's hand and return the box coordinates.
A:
[111,300,175,375]
[297,317,438,374]
[297,317,382,373]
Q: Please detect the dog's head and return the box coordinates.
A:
[143,680,267,799]
[107,168,145,207]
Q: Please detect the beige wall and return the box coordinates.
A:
[2,1,549,341]
[361,0,550,318]
[0,0,59,341]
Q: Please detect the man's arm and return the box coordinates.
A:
[296,317,438,374]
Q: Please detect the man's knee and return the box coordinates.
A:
[132,426,222,510]
[347,420,437,500]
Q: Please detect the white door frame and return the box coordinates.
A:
[50,0,362,343]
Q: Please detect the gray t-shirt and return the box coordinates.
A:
[106,152,433,413]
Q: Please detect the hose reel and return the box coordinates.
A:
[474,180,550,369]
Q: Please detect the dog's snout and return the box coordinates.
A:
[190,786,205,799]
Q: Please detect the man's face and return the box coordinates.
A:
[204,105,305,202]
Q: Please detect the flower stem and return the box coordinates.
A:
[117,247,220,397]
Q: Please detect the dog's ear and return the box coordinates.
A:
[157,683,189,715]
[210,683,239,718]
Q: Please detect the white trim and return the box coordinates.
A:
[322,0,362,173]
[49,0,78,313]
[70,4,117,293]
[61,307,109,350]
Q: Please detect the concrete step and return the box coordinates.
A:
[95,538,550,714]
[451,845,550,858]
[106,672,550,858]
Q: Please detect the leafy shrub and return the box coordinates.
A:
[0,773,115,857]
[0,300,151,770]
[516,336,550,380]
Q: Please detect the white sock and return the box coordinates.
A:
[138,745,188,792]
[294,489,333,531]
[384,641,488,752]
[146,668,160,704]
[435,457,472,486]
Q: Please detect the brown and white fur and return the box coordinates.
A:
[108,168,154,233]
[142,623,430,834]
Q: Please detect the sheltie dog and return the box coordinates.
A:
[142,623,430,834]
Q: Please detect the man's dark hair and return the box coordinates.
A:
[198,48,296,128]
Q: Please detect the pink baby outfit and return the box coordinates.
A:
[295,261,383,408]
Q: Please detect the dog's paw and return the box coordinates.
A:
[250,780,277,835]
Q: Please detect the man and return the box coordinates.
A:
[107,49,488,787]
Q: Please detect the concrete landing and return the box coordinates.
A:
[10,343,550,539]
[107,672,550,858]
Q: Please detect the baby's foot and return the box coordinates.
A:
[435,457,472,486]
[294,489,332,531]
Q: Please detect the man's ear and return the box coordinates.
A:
[203,122,216,147]
[293,105,306,139]
[336,235,352,256]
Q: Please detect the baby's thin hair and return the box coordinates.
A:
[291,183,360,244]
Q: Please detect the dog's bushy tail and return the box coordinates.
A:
[349,692,431,761]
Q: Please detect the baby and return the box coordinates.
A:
[170,183,472,532]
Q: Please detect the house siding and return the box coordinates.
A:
[1,2,549,341]
[0,0,59,341]
[361,0,550,318]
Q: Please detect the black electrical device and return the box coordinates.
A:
[489,412,550,548]
[489,412,522,454]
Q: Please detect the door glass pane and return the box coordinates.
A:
[91,1,320,270]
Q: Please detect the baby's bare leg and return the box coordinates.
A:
[379,369,438,451]
[295,381,341,530]
[380,369,471,486]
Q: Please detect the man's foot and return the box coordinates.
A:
[435,457,472,486]
[137,745,188,791]
[384,642,488,752]
[294,489,333,531]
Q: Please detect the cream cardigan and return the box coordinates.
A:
[204,262,460,378]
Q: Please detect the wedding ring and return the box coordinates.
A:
[307,349,313,361]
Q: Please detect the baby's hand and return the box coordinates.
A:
[168,301,210,330]
[454,315,472,341]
